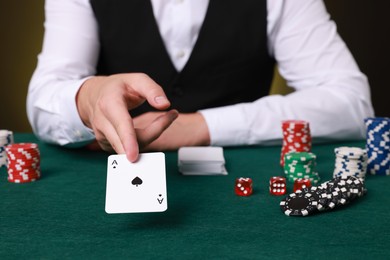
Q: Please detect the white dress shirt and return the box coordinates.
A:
[27,0,374,147]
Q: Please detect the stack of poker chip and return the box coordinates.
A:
[5,143,41,183]
[280,175,366,217]
[333,147,367,178]
[283,152,320,184]
[365,117,390,176]
[0,130,14,167]
[280,120,312,167]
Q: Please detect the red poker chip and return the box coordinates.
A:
[283,146,311,151]
[284,136,311,141]
[8,173,41,179]
[8,164,40,170]
[8,167,40,173]
[5,143,39,150]
[284,133,311,137]
[6,147,40,154]
[6,154,40,160]
[287,130,311,134]
[7,156,40,161]
[282,120,310,127]
[8,159,40,165]
[6,156,40,163]
[9,175,40,181]
[6,151,40,159]
[283,135,310,140]
[280,120,312,167]
[283,129,311,134]
[5,142,41,184]
[8,166,40,171]
[8,177,39,183]
[8,170,41,176]
[7,154,40,158]
[8,175,41,181]
[6,146,39,151]
[284,137,311,141]
[8,168,40,173]
[8,160,40,166]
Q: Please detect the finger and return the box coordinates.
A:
[123,73,171,110]
[93,115,125,153]
[137,110,179,148]
[97,103,139,162]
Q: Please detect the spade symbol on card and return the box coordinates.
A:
[131,176,143,187]
[112,160,118,169]
[157,194,164,204]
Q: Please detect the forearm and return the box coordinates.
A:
[27,0,99,146]
[27,76,95,147]
[200,76,374,146]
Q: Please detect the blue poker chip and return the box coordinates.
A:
[365,118,390,176]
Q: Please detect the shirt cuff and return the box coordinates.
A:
[57,77,95,147]
[199,104,251,146]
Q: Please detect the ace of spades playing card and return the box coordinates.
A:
[105,152,167,214]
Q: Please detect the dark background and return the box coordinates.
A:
[324,0,389,117]
[0,0,388,132]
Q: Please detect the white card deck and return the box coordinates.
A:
[105,152,167,214]
[178,146,228,175]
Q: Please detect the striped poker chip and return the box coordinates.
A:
[0,130,14,167]
[280,120,312,167]
[335,147,367,158]
[333,146,367,178]
[333,186,349,206]
[341,176,365,200]
[326,176,366,208]
[326,189,339,209]
[280,191,318,217]
[284,151,320,184]
[365,117,390,176]
[5,143,41,184]
[281,176,367,217]
[300,186,329,211]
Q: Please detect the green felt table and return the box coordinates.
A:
[0,134,389,259]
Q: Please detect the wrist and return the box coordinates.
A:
[76,76,105,128]
[192,112,211,146]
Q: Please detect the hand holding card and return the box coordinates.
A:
[105,152,167,214]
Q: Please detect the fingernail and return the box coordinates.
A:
[169,110,179,119]
[155,96,168,104]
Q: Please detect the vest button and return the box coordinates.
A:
[176,50,186,59]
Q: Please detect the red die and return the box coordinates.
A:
[269,177,286,196]
[293,178,311,192]
[235,177,253,196]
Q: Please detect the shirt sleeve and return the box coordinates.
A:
[27,0,98,147]
[199,0,374,146]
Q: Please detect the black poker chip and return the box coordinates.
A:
[334,186,349,205]
[280,176,367,217]
[301,186,329,211]
[345,176,366,199]
[331,177,351,205]
[280,191,318,216]
[327,189,340,209]
[335,175,366,201]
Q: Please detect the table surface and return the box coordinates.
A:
[0,134,389,259]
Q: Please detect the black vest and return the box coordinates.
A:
[90,0,275,116]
